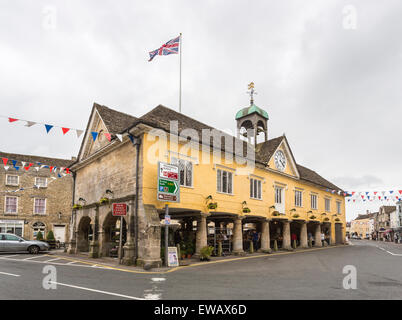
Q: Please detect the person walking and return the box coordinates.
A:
[321,232,325,246]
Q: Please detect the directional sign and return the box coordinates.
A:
[157,162,180,203]
[159,163,179,181]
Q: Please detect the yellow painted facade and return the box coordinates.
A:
[141,131,346,243]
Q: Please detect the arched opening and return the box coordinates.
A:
[32,221,46,240]
[102,212,127,257]
[77,216,92,252]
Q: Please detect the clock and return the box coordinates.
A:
[274,150,286,171]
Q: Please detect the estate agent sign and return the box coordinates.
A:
[157,162,180,202]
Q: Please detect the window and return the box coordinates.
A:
[6,175,19,186]
[295,190,303,207]
[171,157,193,187]
[275,187,283,204]
[250,178,262,200]
[4,234,20,241]
[35,177,47,188]
[217,169,233,194]
[5,197,17,213]
[34,198,46,214]
[325,198,331,212]
[311,194,318,210]
[0,220,23,236]
[336,201,341,214]
[32,222,46,239]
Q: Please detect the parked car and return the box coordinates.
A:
[351,235,362,240]
[0,233,50,254]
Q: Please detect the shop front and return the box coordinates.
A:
[0,220,24,237]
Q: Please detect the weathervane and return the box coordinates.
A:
[247,82,257,105]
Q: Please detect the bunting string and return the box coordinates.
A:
[2,115,124,142]
[343,189,402,203]
[1,157,72,174]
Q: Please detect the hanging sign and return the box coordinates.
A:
[157,162,180,203]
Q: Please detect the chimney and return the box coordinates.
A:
[71,156,77,161]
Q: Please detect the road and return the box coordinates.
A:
[0,240,401,300]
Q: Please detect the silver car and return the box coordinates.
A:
[0,233,50,254]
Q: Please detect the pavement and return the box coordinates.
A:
[0,240,401,299]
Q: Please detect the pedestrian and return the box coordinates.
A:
[321,232,325,246]
[252,230,259,251]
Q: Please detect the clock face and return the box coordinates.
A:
[274,150,286,171]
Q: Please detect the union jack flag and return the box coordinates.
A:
[148,35,180,62]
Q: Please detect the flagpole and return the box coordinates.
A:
[179,32,182,113]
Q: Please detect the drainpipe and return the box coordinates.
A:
[129,134,141,263]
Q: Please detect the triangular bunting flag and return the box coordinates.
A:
[91,132,98,141]
[4,165,9,171]
[2,158,8,166]
[62,127,70,135]
[45,124,53,133]
[8,118,18,123]
[104,133,111,142]
[24,121,36,127]
[76,130,84,138]
[34,167,40,171]
[24,163,33,171]
[116,134,123,142]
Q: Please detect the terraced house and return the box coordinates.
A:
[68,94,346,267]
[0,152,73,242]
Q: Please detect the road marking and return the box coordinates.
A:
[0,271,20,277]
[43,258,61,263]
[0,254,20,258]
[151,278,166,282]
[23,255,45,260]
[66,261,76,265]
[376,246,402,256]
[50,281,146,300]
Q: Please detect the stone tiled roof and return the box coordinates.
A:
[95,103,137,134]
[0,151,73,168]
[381,206,396,214]
[355,213,376,220]
[94,103,343,192]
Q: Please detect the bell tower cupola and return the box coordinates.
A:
[236,82,269,144]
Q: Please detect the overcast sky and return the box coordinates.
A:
[1,0,402,221]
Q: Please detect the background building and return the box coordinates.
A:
[0,152,73,242]
[350,211,376,239]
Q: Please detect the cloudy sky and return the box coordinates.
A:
[1,0,402,220]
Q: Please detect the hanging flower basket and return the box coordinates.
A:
[272,211,280,216]
[207,202,218,210]
[324,217,330,222]
[99,197,110,205]
[72,204,82,210]
[242,207,251,213]
[309,215,317,220]
[292,214,300,218]
[335,218,341,222]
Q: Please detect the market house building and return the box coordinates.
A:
[0,152,73,242]
[68,94,346,267]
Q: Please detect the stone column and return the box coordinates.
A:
[88,223,99,258]
[282,220,292,250]
[122,200,136,265]
[259,219,272,253]
[314,223,322,247]
[67,210,77,254]
[300,221,308,248]
[194,213,208,257]
[232,217,245,255]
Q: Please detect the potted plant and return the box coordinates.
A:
[99,197,110,205]
[199,246,214,261]
[185,241,194,258]
[180,241,186,259]
[272,211,280,216]
[72,204,82,210]
[36,231,43,241]
[242,201,251,213]
[46,230,56,249]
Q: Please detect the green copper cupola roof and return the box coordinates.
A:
[235,104,269,120]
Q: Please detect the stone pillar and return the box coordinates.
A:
[259,219,272,253]
[122,201,136,265]
[194,213,208,257]
[88,222,99,258]
[282,220,292,250]
[232,217,245,255]
[67,210,77,254]
[314,223,322,247]
[300,222,308,248]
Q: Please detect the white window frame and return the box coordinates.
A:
[336,201,341,214]
[5,196,18,214]
[217,168,233,195]
[325,198,331,212]
[294,189,303,207]
[35,177,48,188]
[311,193,318,210]
[5,175,19,186]
[250,178,262,200]
[170,157,193,188]
[33,198,46,215]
